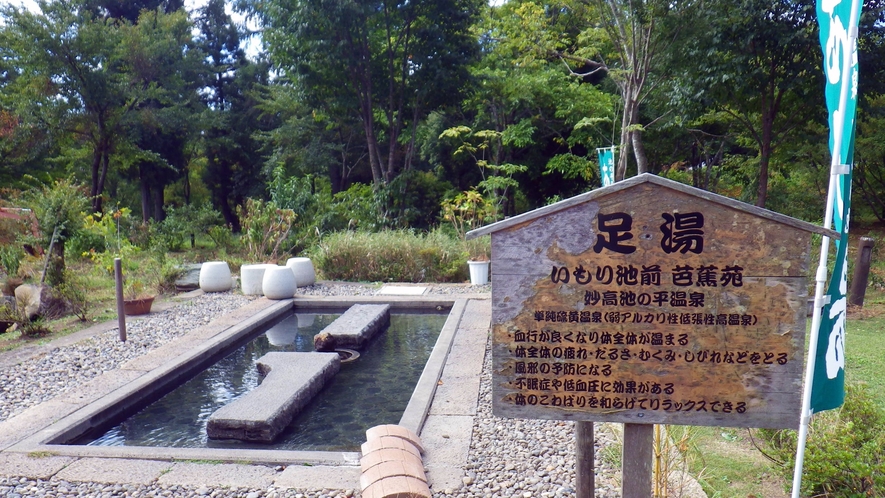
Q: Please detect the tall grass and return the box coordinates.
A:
[312,229,486,283]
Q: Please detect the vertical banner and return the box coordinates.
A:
[597,147,615,187]
[809,0,860,413]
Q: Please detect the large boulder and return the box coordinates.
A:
[14,284,66,321]
[15,284,43,320]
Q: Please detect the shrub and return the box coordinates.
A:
[207,225,235,252]
[19,177,91,286]
[81,208,139,274]
[237,198,296,263]
[761,383,885,497]
[57,270,90,321]
[313,229,469,283]
[386,170,453,230]
[152,203,224,251]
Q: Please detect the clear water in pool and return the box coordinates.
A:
[85,311,446,451]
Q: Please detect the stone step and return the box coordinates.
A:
[313,304,391,351]
[174,263,203,292]
[206,351,340,443]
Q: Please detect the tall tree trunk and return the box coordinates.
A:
[632,129,648,175]
[356,75,385,186]
[756,97,775,208]
[152,187,164,222]
[140,172,151,223]
[757,144,771,208]
[91,146,103,213]
[615,95,636,181]
[94,144,110,214]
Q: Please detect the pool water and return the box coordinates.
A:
[84,311,446,451]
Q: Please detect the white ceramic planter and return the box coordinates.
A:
[262,266,297,300]
[199,261,232,293]
[468,260,490,286]
[240,264,276,296]
[286,257,316,287]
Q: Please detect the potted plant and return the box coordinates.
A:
[467,254,491,284]
[0,302,17,333]
[442,190,493,285]
[123,277,155,315]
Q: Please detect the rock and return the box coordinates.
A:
[313,332,337,352]
[175,263,203,292]
[14,284,44,320]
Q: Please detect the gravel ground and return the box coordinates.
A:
[0,283,628,497]
[445,339,622,498]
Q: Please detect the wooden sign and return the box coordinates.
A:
[468,175,838,430]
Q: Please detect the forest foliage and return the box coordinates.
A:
[2,0,885,236]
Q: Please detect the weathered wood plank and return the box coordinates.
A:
[489,178,811,429]
[622,423,653,498]
[575,421,594,497]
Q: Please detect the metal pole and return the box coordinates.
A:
[792,0,860,494]
[114,258,126,342]
[576,421,594,497]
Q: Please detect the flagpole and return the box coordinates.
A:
[791,1,860,495]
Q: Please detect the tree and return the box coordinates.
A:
[240,0,484,186]
[0,1,199,214]
[81,0,184,21]
[82,1,203,224]
[0,1,129,212]
[439,0,614,209]
[497,0,697,181]
[122,8,204,223]
[672,0,823,208]
[197,0,273,231]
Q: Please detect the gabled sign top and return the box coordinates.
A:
[466,174,837,240]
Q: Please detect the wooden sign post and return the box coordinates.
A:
[467,174,838,497]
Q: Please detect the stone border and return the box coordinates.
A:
[1,295,472,470]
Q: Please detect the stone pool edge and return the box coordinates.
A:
[0,295,473,470]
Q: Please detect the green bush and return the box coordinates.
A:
[270,171,391,252]
[0,245,22,277]
[761,383,885,497]
[313,229,471,283]
[152,204,223,252]
[237,198,296,263]
[57,269,90,321]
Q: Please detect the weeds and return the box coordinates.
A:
[760,383,885,497]
[313,229,471,283]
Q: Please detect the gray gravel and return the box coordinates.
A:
[443,339,622,498]
[0,283,624,497]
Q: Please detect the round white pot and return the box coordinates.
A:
[286,257,316,287]
[240,264,275,296]
[199,261,232,293]
[262,266,297,300]
[468,260,490,286]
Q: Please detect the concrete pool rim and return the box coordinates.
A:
[0,293,479,468]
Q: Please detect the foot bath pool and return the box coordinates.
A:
[77,310,448,452]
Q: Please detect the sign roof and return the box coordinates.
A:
[466,174,838,240]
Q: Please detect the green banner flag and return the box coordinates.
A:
[810,0,860,413]
[597,147,615,187]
